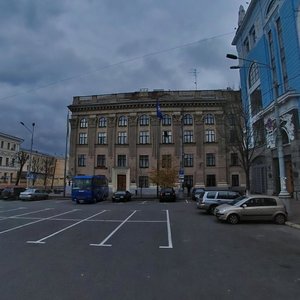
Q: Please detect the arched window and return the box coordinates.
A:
[248,63,259,88]
[204,114,215,125]
[139,115,149,126]
[80,118,88,128]
[162,114,172,126]
[98,117,107,128]
[118,116,127,127]
[183,114,193,125]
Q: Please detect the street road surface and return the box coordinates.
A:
[0,198,299,300]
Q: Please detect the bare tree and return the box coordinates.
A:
[225,101,265,194]
[14,151,29,185]
[31,156,43,186]
[41,157,56,188]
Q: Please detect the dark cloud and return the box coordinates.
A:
[0,0,242,155]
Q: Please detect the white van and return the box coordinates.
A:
[197,190,241,214]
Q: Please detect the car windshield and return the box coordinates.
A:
[232,196,247,206]
[115,191,125,195]
[24,189,35,193]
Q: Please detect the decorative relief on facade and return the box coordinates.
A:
[265,113,294,148]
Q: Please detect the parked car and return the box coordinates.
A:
[19,188,49,201]
[191,188,205,201]
[197,190,241,214]
[215,195,288,225]
[112,190,132,202]
[159,187,176,202]
[0,187,26,200]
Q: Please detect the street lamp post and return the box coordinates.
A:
[226,53,290,198]
[20,122,35,188]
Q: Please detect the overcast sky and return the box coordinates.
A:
[0,0,246,156]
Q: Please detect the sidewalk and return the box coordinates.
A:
[284,198,300,229]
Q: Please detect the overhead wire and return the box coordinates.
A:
[0,31,235,102]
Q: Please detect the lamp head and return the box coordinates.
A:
[226,54,238,60]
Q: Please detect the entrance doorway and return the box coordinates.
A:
[117,175,126,190]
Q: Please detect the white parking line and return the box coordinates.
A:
[0,207,27,214]
[0,209,79,235]
[0,208,53,221]
[90,210,137,247]
[159,210,173,249]
[27,210,107,244]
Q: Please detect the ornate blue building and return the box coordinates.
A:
[231,0,300,198]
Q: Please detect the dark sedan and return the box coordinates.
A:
[112,190,132,202]
[159,187,176,202]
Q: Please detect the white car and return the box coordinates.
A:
[19,189,49,201]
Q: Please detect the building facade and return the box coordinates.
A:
[0,132,23,187]
[20,150,64,189]
[231,0,300,198]
[68,90,245,195]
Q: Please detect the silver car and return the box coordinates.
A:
[19,188,49,201]
[215,195,287,225]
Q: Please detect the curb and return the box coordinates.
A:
[285,221,300,230]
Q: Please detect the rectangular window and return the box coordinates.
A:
[243,37,249,54]
[118,132,127,144]
[79,133,88,145]
[0,141,3,148]
[183,130,193,143]
[162,154,172,168]
[230,153,239,166]
[5,158,9,166]
[117,155,126,167]
[78,154,86,167]
[0,156,2,166]
[97,155,106,168]
[98,132,107,144]
[162,131,172,144]
[232,174,239,187]
[139,155,149,168]
[205,130,215,143]
[268,30,279,97]
[206,174,216,187]
[7,142,10,150]
[276,18,288,91]
[139,131,150,144]
[139,176,149,188]
[250,85,262,116]
[206,153,216,166]
[184,154,193,167]
[249,26,256,48]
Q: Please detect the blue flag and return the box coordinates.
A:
[156,100,163,120]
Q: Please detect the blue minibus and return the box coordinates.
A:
[72,175,109,203]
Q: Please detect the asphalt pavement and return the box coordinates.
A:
[284,197,300,229]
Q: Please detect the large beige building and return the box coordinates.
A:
[68,89,245,195]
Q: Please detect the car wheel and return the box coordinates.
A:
[274,213,286,225]
[227,214,239,225]
[208,205,217,215]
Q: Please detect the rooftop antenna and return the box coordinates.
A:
[189,68,199,90]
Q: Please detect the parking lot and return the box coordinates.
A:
[0,199,174,249]
[1,198,300,300]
